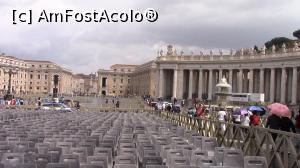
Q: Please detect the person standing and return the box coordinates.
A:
[241,114,250,127]
[280,116,296,133]
[295,109,300,133]
[37,97,41,107]
[218,108,227,131]
[250,112,260,126]
[266,114,282,140]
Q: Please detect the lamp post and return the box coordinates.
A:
[3,67,19,100]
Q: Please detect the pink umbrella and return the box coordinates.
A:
[267,103,291,117]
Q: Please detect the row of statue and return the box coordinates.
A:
[158,41,299,57]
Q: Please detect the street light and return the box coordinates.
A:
[3,67,19,100]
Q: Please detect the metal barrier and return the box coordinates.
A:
[159,111,300,168]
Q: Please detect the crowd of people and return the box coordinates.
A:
[184,100,300,134]
[105,96,120,108]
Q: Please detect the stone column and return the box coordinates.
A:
[249,69,254,93]
[188,69,193,99]
[158,68,164,98]
[208,69,213,100]
[155,70,160,98]
[177,69,184,99]
[259,69,264,93]
[229,69,233,86]
[238,69,243,93]
[270,68,275,102]
[173,69,178,98]
[198,69,203,100]
[219,69,223,82]
[280,68,286,103]
[292,67,298,105]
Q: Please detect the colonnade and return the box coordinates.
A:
[157,66,300,104]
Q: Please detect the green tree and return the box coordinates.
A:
[254,45,260,53]
[293,29,300,39]
[264,37,293,50]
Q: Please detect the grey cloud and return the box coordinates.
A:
[0,0,299,74]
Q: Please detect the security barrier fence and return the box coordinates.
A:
[158,111,300,168]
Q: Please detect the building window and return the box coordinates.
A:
[121,79,123,83]
[113,78,116,82]
[38,74,41,79]
[113,90,115,93]
[30,82,32,85]
[121,69,124,72]
[45,75,47,80]
[30,74,33,79]
[45,82,47,84]
[32,65,34,67]
[37,87,40,90]
[39,65,42,68]
[114,69,117,71]
[44,87,47,90]
[120,91,123,94]
[128,79,130,83]
[29,87,32,90]
[46,65,49,68]
[128,69,131,72]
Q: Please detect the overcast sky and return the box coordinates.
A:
[0,0,299,74]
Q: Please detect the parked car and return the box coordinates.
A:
[41,103,72,112]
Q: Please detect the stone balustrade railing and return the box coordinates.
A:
[157,46,300,62]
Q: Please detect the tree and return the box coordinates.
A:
[293,29,300,39]
[254,45,260,53]
[264,37,293,49]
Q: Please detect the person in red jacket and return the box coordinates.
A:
[196,104,205,117]
[250,112,260,126]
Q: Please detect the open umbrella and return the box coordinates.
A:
[248,106,266,116]
[233,108,249,116]
[248,106,264,111]
[267,103,291,117]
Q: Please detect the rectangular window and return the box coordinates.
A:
[121,79,123,83]
[30,74,33,79]
[45,75,47,80]
[38,74,41,79]
[128,79,130,83]
[37,87,40,90]
[113,78,116,82]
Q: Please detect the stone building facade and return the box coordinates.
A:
[75,73,98,96]
[128,43,300,105]
[0,54,94,96]
[98,64,136,96]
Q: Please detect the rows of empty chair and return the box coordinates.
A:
[0,110,267,168]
